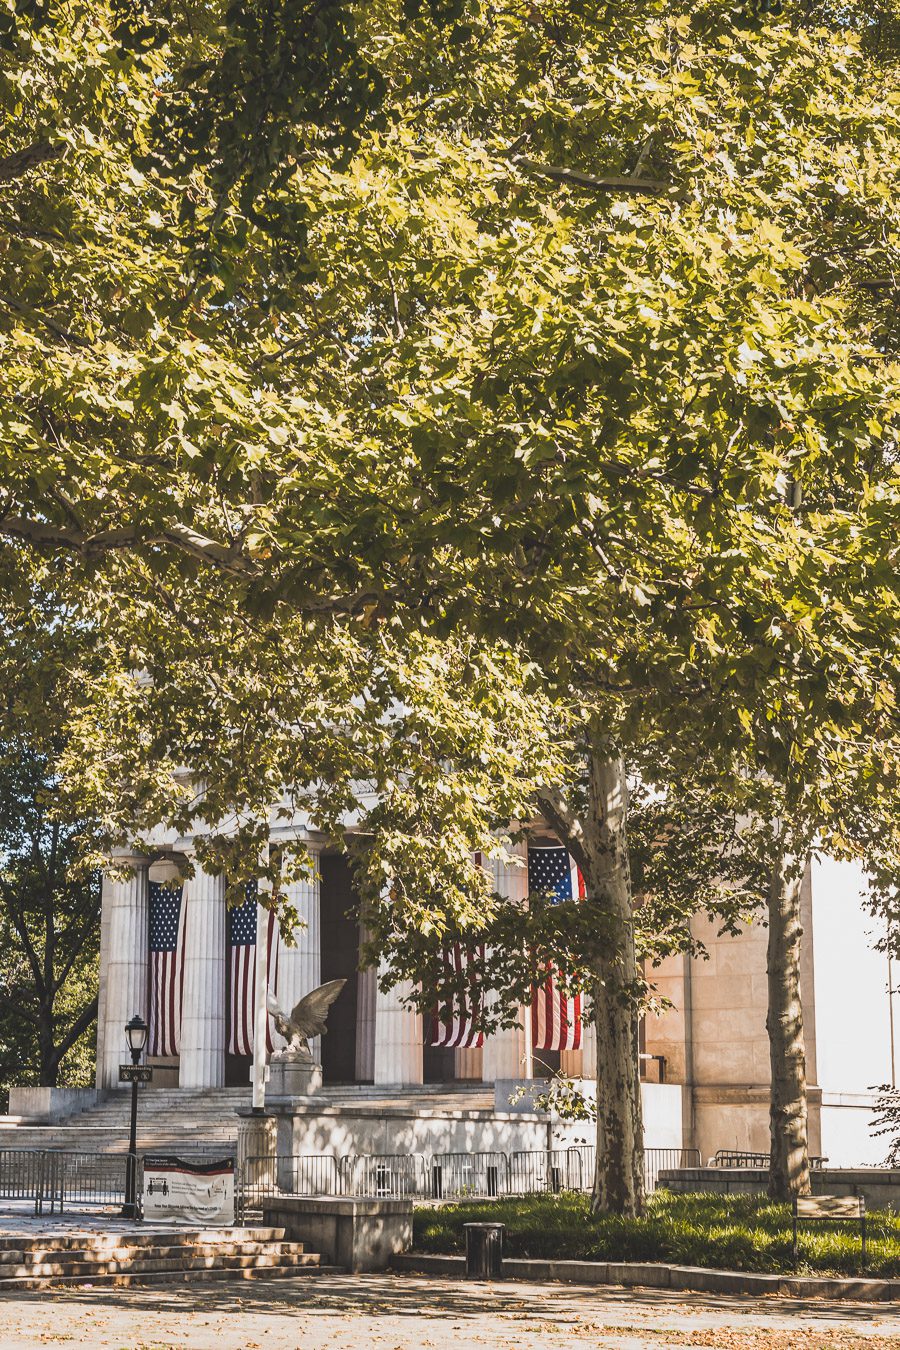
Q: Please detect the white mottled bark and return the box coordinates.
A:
[767,845,811,1199]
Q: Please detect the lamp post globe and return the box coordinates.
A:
[125,1014,148,1062]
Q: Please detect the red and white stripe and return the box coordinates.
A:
[531,860,585,1053]
[228,908,280,1057]
[428,942,485,1049]
[148,901,186,1057]
[531,968,582,1052]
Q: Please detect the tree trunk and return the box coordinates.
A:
[37,1004,59,1087]
[766,846,810,1200]
[583,735,644,1216]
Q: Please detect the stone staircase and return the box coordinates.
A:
[0,1083,495,1156]
[0,1225,335,1290]
[0,1089,250,1155]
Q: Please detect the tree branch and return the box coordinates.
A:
[0,516,261,577]
[52,995,98,1065]
[0,142,63,183]
[510,155,671,197]
[535,785,589,875]
[0,878,44,989]
[0,292,91,348]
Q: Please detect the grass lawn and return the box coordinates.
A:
[413,1191,900,1277]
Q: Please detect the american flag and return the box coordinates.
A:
[528,845,584,1053]
[428,942,485,1049]
[227,883,280,1057]
[148,882,185,1057]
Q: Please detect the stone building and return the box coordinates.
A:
[95,822,896,1166]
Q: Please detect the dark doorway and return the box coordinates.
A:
[533,1049,561,1078]
[319,855,361,1083]
[424,1044,457,1083]
[225,1053,251,1087]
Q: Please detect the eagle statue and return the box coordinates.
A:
[266,979,346,1060]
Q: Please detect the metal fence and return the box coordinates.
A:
[645,1147,702,1191]
[0,1149,46,1205]
[712,1149,827,1170]
[0,1143,706,1220]
[43,1151,132,1215]
[508,1148,581,1195]
[237,1144,702,1215]
[0,1149,135,1215]
[341,1153,426,1199]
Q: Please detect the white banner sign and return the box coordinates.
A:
[142,1155,235,1225]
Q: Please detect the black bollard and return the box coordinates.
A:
[463,1222,505,1279]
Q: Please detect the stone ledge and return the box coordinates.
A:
[392,1253,900,1301]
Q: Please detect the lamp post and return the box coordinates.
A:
[122,1013,148,1218]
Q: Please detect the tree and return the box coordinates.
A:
[0,565,105,1088]
[2,0,900,1213]
[0,744,100,1088]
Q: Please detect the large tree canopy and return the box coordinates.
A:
[4,0,900,1210]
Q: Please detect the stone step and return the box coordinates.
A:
[0,1222,335,1291]
[2,1250,321,1279]
[0,1226,284,1252]
[0,1261,341,1291]
[0,1240,308,1265]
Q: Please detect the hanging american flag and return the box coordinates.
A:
[227,883,280,1057]
[528,845,584,1052]
[428,942,485,1049]
[148,881,185,1057]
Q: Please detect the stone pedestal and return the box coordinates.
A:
[262,1195,413,1272]
[237,1110,278,1166]
[268,1055,323,1098]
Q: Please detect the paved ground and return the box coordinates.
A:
[1,1274,899,1350]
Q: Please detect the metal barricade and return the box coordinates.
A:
[0,1149,45,1206]
[566,1144,595,1192]
[37,1151,132,1215]
[713,1149,770,1168]
[645,1147,701,1192]
[238,1154,341,1220]
[340,1153,426,1199]
[712,1149,827,1171]
[508,1149,577,1194]
[430,1152,509,1200]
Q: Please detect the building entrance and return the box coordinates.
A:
[319,855,362,1084]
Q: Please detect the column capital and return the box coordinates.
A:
[107,850,152,869]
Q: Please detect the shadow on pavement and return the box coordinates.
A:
[10,1271,899,1329]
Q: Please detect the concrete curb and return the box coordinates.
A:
[392,1253,900,1301]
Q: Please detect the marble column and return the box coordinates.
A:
[454,1046,483,1080]
[560,1047,584,1079]
[581,1015,597,1081]
[275,854,322,1059]
[179,865,226,1089]
[356,923,377,1083]
[98,858,150,1091]
[94,872,112,1090]
[482,840,531,1083]
[373,965,423,1086]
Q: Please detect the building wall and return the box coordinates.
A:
[811,856,896,1166]
[643,869,821,1162]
